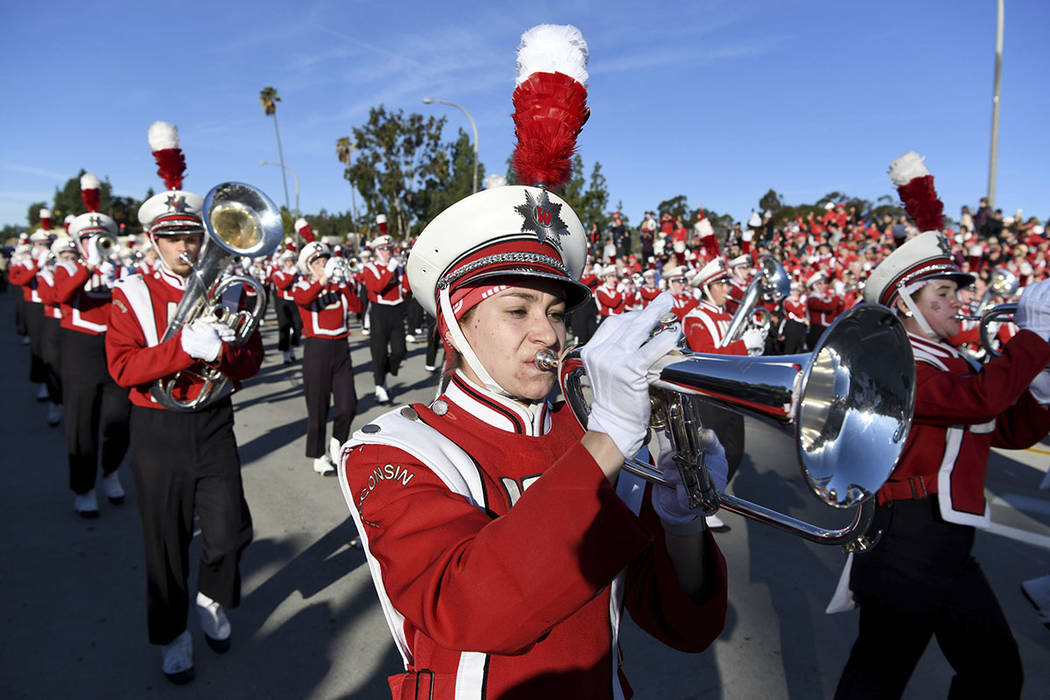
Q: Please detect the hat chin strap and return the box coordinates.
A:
[438,287,514,399]
[898,284,939,340]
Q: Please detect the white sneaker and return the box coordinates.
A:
[160,630,194,683]
[74,490,99,519]
[47,402,62,426]
[374,385,389,403]
[102,472,125,505]
[405,333,416,343]
[35,384,48,402]
[705,514,729,531]
[329,437,342,466]
[196,591,231,652]
[361,327,370,336]
[312,456,335,476]
[424,364,438,373]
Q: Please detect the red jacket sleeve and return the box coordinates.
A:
[807,294,838,314]
[348,439,652,655]
[9,260,36,286]
[684,316,718,353]
[343,285,363,314]
[106,287,197,387]
[52,263,91,304]
[291,280,322,306]
[364,264,397,295]
[273,271,296,293]
[991,389,1050,450]
[914,330,1050,426]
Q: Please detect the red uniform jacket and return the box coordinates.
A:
[594,283,624,316]
[669,292,698,322]
[341,373,727,699]
[683,300,749,355]
[52,260,113,335]
[623,289,643,312]
[107,270,263,409]
[36,267,62,320]
[291,278,363,339]
[877,331,1050,526]
[271,267,299,301]
[783,297,808,323]
[10,257,41,303]
[364,261,410,305]
[639,285,661,307]
[806,291,841,327]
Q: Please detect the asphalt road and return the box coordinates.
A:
[1,289,1048,699]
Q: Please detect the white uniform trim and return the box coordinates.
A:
[338,406,642,699]
[115,274,159,347]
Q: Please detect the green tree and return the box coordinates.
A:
[557,155,609,230]
[759,188,784,215]
[342,105,448,239]
[424,129,485,222]
[656,195,691,224]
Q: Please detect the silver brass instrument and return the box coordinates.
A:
[325,256,354,284]
[86,232,120,263]
[150,182,283,412]
[956,268,1020,359]
[550,303,916,549]
[722,255,791,354]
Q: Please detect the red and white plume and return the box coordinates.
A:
[294,217,316,243]
[888,151,944,233]
[80,173,101,213]
[148,121,187,191]
[39,208,52,231]
[511,24,590,190]
[376,214,388,236]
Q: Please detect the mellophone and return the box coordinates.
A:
[537,303,917,551]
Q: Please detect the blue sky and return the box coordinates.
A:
[2,0,1047,229]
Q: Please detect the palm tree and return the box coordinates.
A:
[259,86,290,211]
[336,137,358,228]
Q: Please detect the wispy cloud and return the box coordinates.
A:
[0,162,66,179]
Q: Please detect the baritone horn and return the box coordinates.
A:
[721,255,791,353]
[549,303,916,549]
[150,182,283,411]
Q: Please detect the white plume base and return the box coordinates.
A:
[148,121,179,151]
[484,174,508,189]
[80,173,100,190]
[295,217,308,230]
[888,151,929,186]
[516,24,589,86]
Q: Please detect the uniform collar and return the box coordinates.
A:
[155,265,187,291]
[441,370,551,436]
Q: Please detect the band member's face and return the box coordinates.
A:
[374,245,393,263]
[34,242,50,255]
[155,233,204,277]
[669,278,686,295]
[708,280,730,307]
[901,280,962,340]
[455,279,567,402]
[58,250,77,263]
[309,256,329,280]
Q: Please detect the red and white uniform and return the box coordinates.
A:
[339,372,727,699]
[10,255,41,303]
[291,279,363,339]
[782,295,808,324]
[52,260,115,335]
[622,287,643,312]
[876,331,1050,524]
[107,269,263,408]
[806,290,841,327]
[639,284,661,307]
[363,261,410,305]
[36,265,62,320]
[726,276,748,314]
[683,299,748,355]
[594,281,624,317]
[272,266,299,301]
[669,292,698,322]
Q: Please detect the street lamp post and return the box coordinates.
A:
[987,0,1005,209]
[260,161,300,215]
[422,97,478,193]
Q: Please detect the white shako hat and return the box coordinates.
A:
[862,231,973,307]
[693,257,730,289]
[137,121,205,238]
[50,236,78,256]
[728,254,751,269]
[297,241,331,275]
[662,264,688,281]
[371,233,394,249]
[69,173,118,242]
[806,270,826,288]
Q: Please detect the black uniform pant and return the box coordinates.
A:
[302,337,358,458]
[369,302,406,387]
[24,301,47,384]
[806,323,828,352]
[14,289,27,335]
[275,298,302,352]
[60,329,130,494]
[129,399,253,645]
[780,319,807,355]
[835,499,1022,700]
[405,296,424,334]
[41,316,63,404]
[569,302,599,345]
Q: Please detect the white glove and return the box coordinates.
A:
[180,319,227,362]
[582,292,681,458]
[323,257,341,279]
[652,428,728,535]
[386,257,401,273]
[1030,369,1050,405]
[85,239,103,266]
[1014,279,1050,342]
[742,328,765,353]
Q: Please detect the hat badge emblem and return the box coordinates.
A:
[515,189,568,251]
[164,193,189,213]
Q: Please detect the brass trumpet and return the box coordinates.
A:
[956,268,1020,358]
[150,182,283,411]
[543,303,916,549]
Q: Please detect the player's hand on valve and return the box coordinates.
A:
[652,427,729,535]
[581,292,681,459]
[742,328,765,353]
[180,319,231,362]
[1015,278,1050,342]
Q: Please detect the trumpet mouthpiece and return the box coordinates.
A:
[535,349,559,371]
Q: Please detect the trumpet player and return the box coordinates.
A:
[10,221,53,402]
[53,176,130,518]
[272,249,303,364]
[291,241,362,476]
[104,122,260,684]
[362,232,409,404]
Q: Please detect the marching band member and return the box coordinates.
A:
[804,270,841,350]
[778,281,808,354]
[291,240,362,476]
[594,267,624,318]
[106,121,259,684]
[362,222,409,404]
[11,222,53,401]
[665,264,698,321]
[725,254,751,314]
[623,273,643,311]
[682,258,762,528]
[271,248,302,364]
[834,153,1050,699]
[639,268,661,307]
[338,26,727,698]
[36,236,77,426]
[53,175,130,518]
